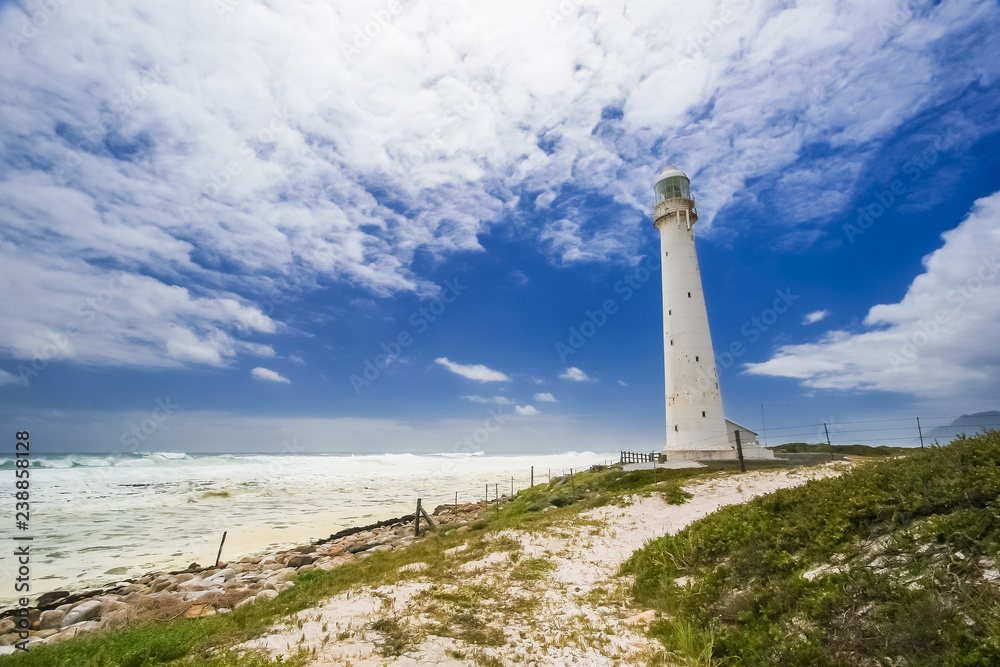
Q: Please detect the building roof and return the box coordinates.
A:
[725,418,758,436]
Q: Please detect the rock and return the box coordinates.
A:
[36,591,71,607]
[46,620,100,644]
[268,568,296,585]
[63,600,102,626]
[294,544,318,554]
[298,564,316,573]
[183,604,216,619]
[187,562,202,570]
[34,628,60,639]
[209,568,236,583]
[177,578,213,592]
[323,544,346,557]
[0,633,18,647]
[235,595,257,608]
[625,610,656,625]
[256,589,279,602]
[456,526,471,534]
[174,573,195,584]
[38,609,66,631]
[286,555,315,568]
[29,608,40,630]
[369,544,393,553]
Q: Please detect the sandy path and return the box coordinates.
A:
[239,462,850,665]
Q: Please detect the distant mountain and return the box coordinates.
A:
[926,411,1000,443]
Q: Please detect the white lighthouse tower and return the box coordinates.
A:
[653,166,772,461]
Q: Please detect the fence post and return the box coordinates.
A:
[415,498,422,537]
[735,430,746,473]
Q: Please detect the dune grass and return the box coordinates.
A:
[624,430,1000,666]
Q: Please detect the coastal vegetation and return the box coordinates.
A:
[626,429,1000,665]
[9,434,999,665]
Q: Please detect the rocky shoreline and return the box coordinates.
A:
[0,501,486,652]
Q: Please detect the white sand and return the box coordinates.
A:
[239,462,852,666]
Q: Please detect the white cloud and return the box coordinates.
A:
[462,395,515,404]
[0,370,22,386]
[617,380,628,387]
[515,405,539,416]
[289,354,305,365]
[803,310,830,325]
[251,367,290,384]
[534,392,557,402]
[0,0,996,371]
[435,358,511,382]
[560,367,592,382]
[746,191,1000,403]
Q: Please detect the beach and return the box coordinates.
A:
[0,451,614,609]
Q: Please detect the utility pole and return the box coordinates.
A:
[917,417,924,448]
[824,423,833,460]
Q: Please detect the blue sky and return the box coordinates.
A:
[1,0,998,453]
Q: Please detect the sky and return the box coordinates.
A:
[1,0,998,454]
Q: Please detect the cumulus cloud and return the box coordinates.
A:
[462,395,515,404]
[803,310,830,325]
[746,191,1000,402]
[251,367,290,384]
[534,392,557,402]
[0,0,996,371]
[515,405,539,416]
[0,370,22,386]
[559,367,591,382]
[435,358,511,382]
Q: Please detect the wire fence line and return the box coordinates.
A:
[422,416,998,509]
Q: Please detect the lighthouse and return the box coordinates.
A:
[653,166,772,461]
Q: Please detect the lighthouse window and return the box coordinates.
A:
[670,340,674,346]
[687,292,691,298]
[674,425,678,432]
[702,411,706,417]
[668,310,672,315]
[664,251,668,257]
[695,356,699,361]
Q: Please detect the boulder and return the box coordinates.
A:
[286,555,315,568]
[36,591,70,608]
[38,609,66,631]
[294,544,318,554]
[209,568,236,583]
[183,604,215,619]
[63,600,102,626]
[256,589,279,602]
[0,619,13,635]
[177,578,213,592]
[235,595,257,608]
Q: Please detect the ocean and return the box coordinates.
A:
[0,450,612,608]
